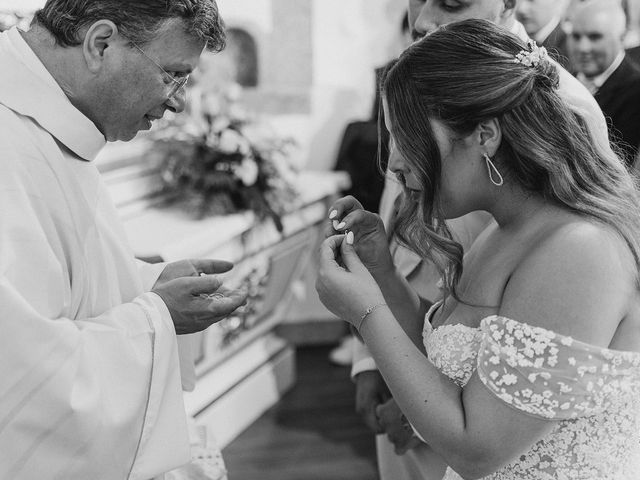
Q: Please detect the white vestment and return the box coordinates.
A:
[0,27,191,479]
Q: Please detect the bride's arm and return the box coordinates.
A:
[320,223,633,478]
[325,196,429,347]
[372,267,430,348]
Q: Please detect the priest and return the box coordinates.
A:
[0,1,246,479]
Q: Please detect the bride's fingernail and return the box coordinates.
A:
[332,220,341,230]
[346,231,354,245]
[336,221,346,230]
[329,209,338,219]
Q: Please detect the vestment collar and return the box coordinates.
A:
[0,27,105,161]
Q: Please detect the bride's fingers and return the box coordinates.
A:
[340,235,369,274]
[327,195,363,219]
[319,235,345,269]
[332,209,376,234]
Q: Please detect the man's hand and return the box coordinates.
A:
[355,370,392,434]
[153,259,234,289]
[376,398,423,455]
[152,259,247,334]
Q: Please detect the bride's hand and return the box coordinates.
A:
[316,234,386,329]
[325,196,394,278]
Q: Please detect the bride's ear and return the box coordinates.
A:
[476,118,502,157]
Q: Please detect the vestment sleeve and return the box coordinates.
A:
[136,259,196,392]
[0,171,190,479]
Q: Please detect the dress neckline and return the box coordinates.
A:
[425,301,640,358]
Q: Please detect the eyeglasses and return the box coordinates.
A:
[126,38,189,99]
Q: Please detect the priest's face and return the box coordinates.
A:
[94,19,205,142]
[408,0,509,39]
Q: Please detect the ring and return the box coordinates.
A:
[200,292,224,300]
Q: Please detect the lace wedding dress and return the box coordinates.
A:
[423,304,640,479]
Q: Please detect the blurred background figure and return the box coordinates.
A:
[332,13,411,216]
[517,0,572,68]
[568,0,640,167]
[328,12,412,367]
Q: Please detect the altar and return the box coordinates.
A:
[118,167,349,447]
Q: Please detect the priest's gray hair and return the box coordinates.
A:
[33,0,226,52]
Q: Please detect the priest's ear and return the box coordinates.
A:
[82,20,119,74]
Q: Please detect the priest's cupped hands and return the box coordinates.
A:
[152,259,248,334]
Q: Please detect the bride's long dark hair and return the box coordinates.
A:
[381,19,640,297]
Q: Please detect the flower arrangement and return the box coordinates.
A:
[152,84,301,231]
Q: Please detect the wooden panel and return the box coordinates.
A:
[222,346,378,480]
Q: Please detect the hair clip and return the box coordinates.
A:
[514,40,548,68]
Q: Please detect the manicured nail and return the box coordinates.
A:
[346,231,354,245]
[336,221,346,230]
[332,220,341,230]
[329,209,338,219]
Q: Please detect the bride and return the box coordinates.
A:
[316,19,640,479]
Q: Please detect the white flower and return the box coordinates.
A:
[218,129,244,154]
[234,158,259,186]
[501,373,518,385]
[226,83,243,101]
[211,116,231,133]
[561,336,574,346]
[202,94,222,117]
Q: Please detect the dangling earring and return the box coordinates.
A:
[484,153,503,186]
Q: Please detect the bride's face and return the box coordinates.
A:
[430,119,486,219]
[385,99,487,219]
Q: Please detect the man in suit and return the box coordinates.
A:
[568,0,640,166]
[517,0,571,68]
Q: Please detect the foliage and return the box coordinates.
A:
[152,84,301,231]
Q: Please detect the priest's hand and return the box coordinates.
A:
[152,274,248,334]
[325,196,394,279]
[153,259,234,289]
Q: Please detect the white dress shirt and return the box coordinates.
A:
[576,51,626,95]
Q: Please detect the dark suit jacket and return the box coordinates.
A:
[334,120,387,213]
[627,46,640,67]
[542,23,570,71]
[594,56,640,167]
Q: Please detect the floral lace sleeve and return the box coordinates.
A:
[477,316,640,420]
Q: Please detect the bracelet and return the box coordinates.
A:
[356,303,388,330]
